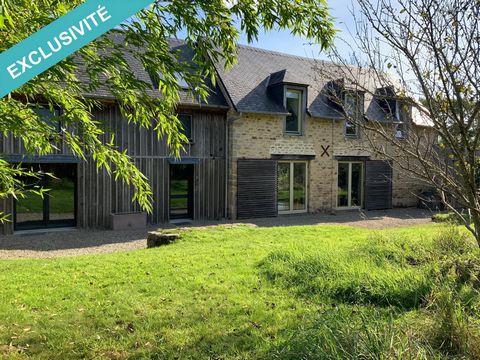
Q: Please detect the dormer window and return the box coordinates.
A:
[285,89,302,135]
[174,71,189,90]
[152,71,189,90]
[344,92,362,138]
[377,87,409,140]
[377,87,397,116]
[394,101,409,139]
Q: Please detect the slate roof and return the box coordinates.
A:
[75,35,430,126]
[77,34,228,109]
[215,44,431,126]
[215,44,348,117]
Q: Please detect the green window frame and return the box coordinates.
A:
[285,89,303,135]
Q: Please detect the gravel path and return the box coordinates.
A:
[0,208,434,259]
[0,229,148,260]
[241,208,434,229]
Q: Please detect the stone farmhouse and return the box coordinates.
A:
[0,40,431,234]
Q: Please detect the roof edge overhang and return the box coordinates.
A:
[83,93,230,110]
[3,155,81,163]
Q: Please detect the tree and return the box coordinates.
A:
[0,0,335,216]
[324,0,480,244]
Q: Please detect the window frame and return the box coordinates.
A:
[394,100,409,140]
[343,92,362,139]
[284,87,304,136]
[336,161,364,209]
[277,161,308,215]
[177,113,193,143]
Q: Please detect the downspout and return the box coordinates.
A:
[331,118,335,211]
[225,111,242,220]
[211,70,237,221]
[224,114,229,220]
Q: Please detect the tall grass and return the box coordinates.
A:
[259,232,433,309]
[260,225,480,359]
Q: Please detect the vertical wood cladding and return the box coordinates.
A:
[0,198,13,235]
[0,103,227,233]
[365,160,393,210]
[236,159,278,219]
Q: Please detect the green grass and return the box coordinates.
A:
[1,223,480,359]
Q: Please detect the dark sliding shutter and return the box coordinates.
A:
[365,160,393,210]
[237,160,277,219]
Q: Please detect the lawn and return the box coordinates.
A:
[1,223,479,359]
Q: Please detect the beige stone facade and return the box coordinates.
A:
[228,112,428,219]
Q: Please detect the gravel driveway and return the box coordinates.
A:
[0,208,433,260]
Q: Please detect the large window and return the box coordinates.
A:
[278,161,307,213]
[337,162,363,208]
[285,89,302,134]
[15,163,76,230]
[178,114,193,142]
[344,93,361,138]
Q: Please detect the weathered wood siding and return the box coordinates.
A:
[0,103,227,233]
[0,198,14,235]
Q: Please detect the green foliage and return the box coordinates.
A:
[0,0,336,215]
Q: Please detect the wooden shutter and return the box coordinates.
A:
[365,160,393,210]
[237,160,277,219]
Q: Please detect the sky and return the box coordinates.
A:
[237,0,359,60]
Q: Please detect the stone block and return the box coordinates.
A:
[147,232,180,248]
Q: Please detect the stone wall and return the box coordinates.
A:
[228,111,429,218]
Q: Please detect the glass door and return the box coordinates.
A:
[277,162,291,212]
[15,166,46,229]
[337,162,364,208]
[15,163,76,231]
[169,164,194,219]
[48,164,76,227]
[278,161,307,214]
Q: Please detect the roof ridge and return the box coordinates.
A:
[235,42,328,64]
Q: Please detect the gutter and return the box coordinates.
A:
[223,110,243,220]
